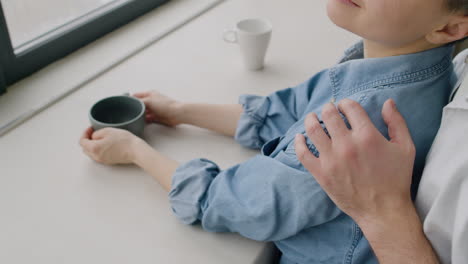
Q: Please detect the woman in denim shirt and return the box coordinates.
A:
[80,0,468,263]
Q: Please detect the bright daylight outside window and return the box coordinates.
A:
[4,0,120,52]
[0,0,169,95]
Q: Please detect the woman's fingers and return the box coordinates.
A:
[81,127,93,140]
[91,128,108,140]
[79,127,94,149]
[133,91,151,98]
[145,114,156,123]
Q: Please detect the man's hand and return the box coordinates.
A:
[294,99,439,264]
[295,99,415,223]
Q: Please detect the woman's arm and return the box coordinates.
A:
[80,127,178,192]
[79,126,343,242]
[133,91,243,137]
[131,138,179,191]
[295,99,439,264]
[176,103,243,137]
[134,78,321,148]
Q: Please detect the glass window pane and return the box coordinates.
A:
[1,0,125,50]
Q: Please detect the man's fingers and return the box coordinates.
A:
[294,134,322,176]
[382,99,413,146]
[304,112,331,154]
[321,103,349,140]
[338,99,377,134]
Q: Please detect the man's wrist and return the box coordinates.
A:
[354,197,415,232]
[355,201,439,264]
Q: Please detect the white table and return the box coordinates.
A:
[0,0,357,263]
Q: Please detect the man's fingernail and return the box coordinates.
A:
[390,99,397,110]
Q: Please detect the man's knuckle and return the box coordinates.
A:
[360,130,377,145]
[296,148,306,161]
[340,144,357,159]
[309,121,324,135]
[341,98,357,110]
[322,106,334,119]
[346,98,358,106]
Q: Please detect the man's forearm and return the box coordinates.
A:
[357,203,439,264]
[176,103,243,137]
[131,139,179,192]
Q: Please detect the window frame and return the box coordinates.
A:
[0,0,170,95]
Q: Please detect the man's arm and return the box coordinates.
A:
[295,99,439,263]
[358,202,439,264]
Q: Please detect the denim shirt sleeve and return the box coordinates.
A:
[168,156,342,242]
[234,71,328,149]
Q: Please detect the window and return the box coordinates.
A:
[0,0,169,95]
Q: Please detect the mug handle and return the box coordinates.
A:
[223,29,238,44]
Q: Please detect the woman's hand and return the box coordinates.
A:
[79,126,178,191]
[134,90,243,137]
[79,127,143,165]
[133,91,182,127]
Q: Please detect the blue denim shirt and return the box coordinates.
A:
[169,42,455,264]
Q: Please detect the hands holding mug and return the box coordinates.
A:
[81,91,182,165]
[80,127,141,165]
[133,91,183,127]
[80,93,439,262]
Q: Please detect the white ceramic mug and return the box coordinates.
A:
[223,18,272,71]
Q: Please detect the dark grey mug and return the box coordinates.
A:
[89,95,146,137]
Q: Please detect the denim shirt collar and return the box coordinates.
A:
[331,41,454,100]
[337,41,365,63]
[270,41,455,157]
